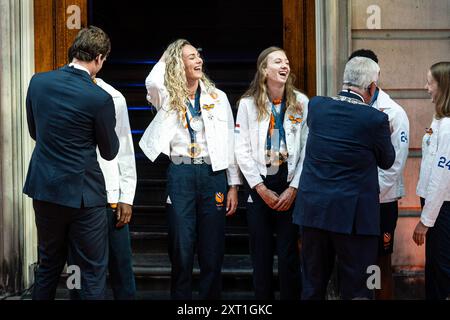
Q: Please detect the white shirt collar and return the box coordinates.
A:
[350,91,365,102]
[69,62,91,76]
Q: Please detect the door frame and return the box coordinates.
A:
[34,0,88,73]
[34,0,316,91]
[283,0,317,98]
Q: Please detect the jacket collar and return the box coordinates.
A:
[60,65,93,82]
[68,62,91,76]
[373,89,392,110]
[198,80,221,103]
[338,89,365,103]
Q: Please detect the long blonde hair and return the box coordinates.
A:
[240,47,302,121]
[163,39,215,114]
[430,62,450,120]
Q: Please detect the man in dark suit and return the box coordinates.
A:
[24,26,119,300]
[293,57,395,299]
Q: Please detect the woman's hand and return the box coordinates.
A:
[412,220,429,246]
[255,183,279,209]
[226,186,239,217]
[273,187,297,212]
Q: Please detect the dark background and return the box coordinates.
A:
[90,0,283,61]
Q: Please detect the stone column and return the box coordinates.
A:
[0,0,36,297]
[315,0,352,96]
[314,0,352,299]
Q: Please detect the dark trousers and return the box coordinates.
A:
[68,207,136,300]
[166,162,227,300]
[301,227,378,300]
[421,198,450,300]
[32,200,108,300]
[106,207,136,299]
[246,163,301,300]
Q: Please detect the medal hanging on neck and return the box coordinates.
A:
[186,86,203,158]
[266,98,287,166]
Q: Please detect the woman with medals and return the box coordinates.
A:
[234,47,309,299]
[139,39,241,300]
[413,62,450,299]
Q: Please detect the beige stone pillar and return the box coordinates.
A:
[0,0,36,296]
[315,0,352,96]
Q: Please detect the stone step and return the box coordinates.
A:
[130,207,249,229]
[132,253,260,277]
[130,229,250,255]
[131,253,270,296]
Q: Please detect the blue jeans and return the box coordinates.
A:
[106,207,136,300]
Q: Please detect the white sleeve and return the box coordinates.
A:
[378,109,410,198]
[223,94,243,186]
[290,97,309,188]
[145,61,167,111]
[421,129,450,227]
[234,100,263,188]
[115,94,137,205]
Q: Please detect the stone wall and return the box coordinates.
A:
[350,0,450,268]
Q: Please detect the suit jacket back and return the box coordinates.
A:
[293,92,395,236]
[23,65,119,208]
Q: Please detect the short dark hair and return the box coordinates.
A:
[68,26,111,62]
[348,49,378,64]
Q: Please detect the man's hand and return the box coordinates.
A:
[412,220,429,246]
[226,186,239,217]
[255,183,279,209]
[273,187,297,212]
[116,202,133,228]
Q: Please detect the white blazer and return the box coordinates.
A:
[139,61,242,186]
[95,78,137,205]
[416,117,450,227]
[234,92,309,189]
[373,89,410,203]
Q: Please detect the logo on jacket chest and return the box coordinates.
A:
[202,103,217,121]
[288,114,303,125]
[287,114,303,134]
[202,104,215,111]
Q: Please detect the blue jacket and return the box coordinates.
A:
[23,65,119,208]
[293,91,395,236]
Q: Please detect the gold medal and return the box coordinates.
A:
[188,143,201,158]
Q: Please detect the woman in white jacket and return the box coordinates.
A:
[235,47,308,299]
[139,39,241,300]
[413,61,450,299]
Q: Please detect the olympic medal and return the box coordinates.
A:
[189,116,204,132]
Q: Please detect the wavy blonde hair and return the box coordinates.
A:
[163,39,215,115]
[240,47,303,121]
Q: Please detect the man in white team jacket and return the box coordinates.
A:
[349,49,410,300]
